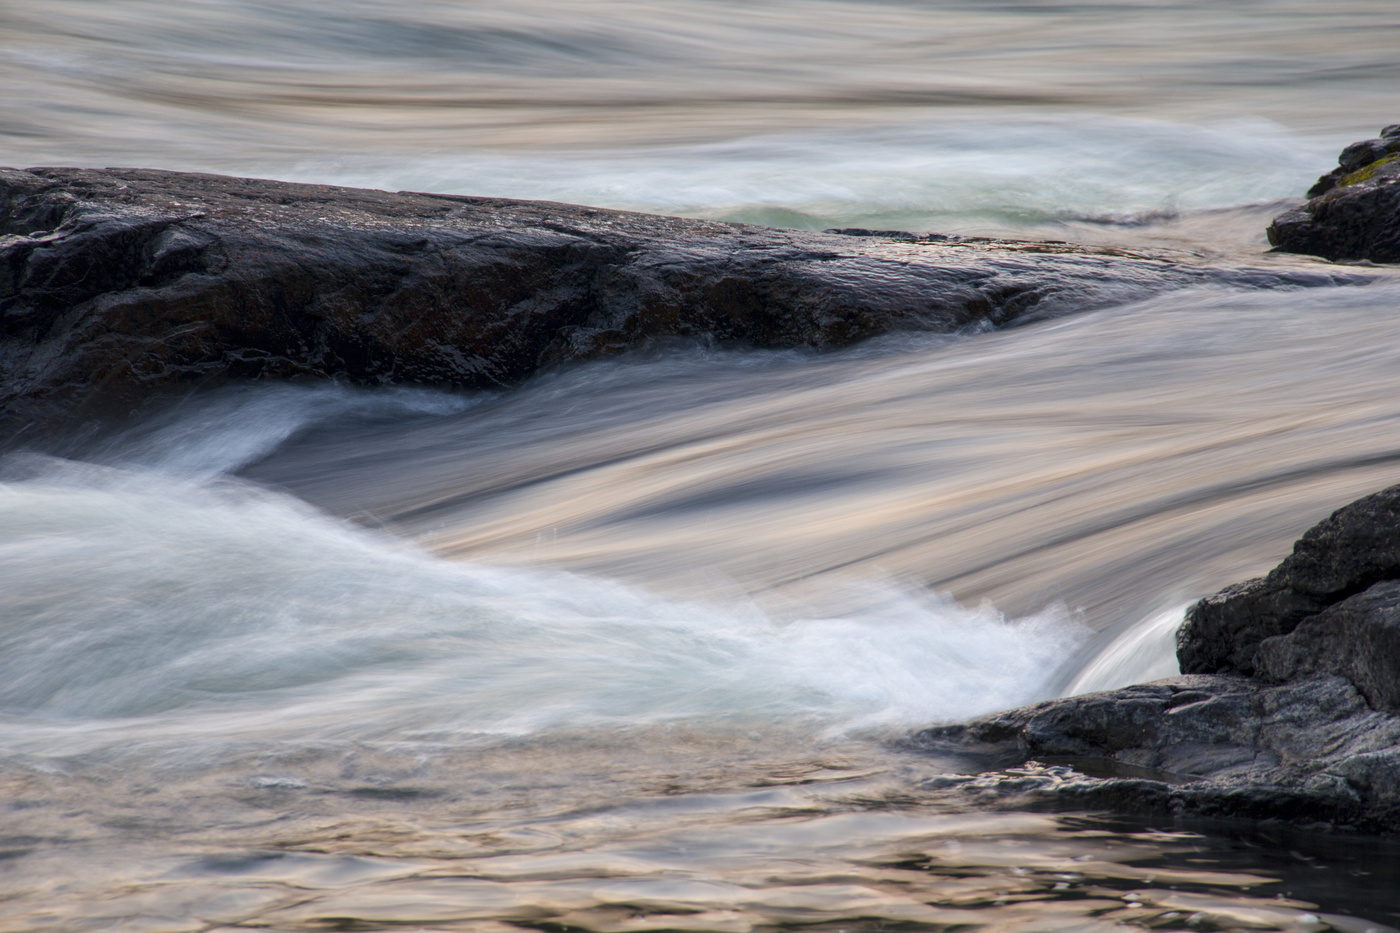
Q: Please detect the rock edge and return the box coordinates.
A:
[918,487,1400,836]
[1,166,1355,442]
[1267,124,1400,263]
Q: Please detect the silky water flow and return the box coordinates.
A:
[5,0,1400,928]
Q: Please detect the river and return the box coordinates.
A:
[3,1,1400,929]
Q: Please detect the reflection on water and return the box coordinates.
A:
[4,742,1399,932]
[8,282,1400,927]
[5,0,1398,157]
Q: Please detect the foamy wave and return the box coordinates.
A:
[0,462,1087,752]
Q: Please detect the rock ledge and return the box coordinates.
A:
[1,166,1356,441]
[919,487,1400,835]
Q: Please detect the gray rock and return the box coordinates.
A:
[1178,483,1400,675]
[1339,138,1400,175]
[1,166,1358,443]
[1268,125,1400,261]
[1255,579,1400,713]
[916,674,1400,834]
[921,482,1400,834]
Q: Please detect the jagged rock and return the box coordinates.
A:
[917,673,1400,835]
[1255,580,1400,713]
[0,166,1357,442]
[1267,124,1400,263]
[921,484,1400,834]
[1178,483,1400,675]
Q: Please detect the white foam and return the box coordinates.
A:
[278,117,1333,232]
[1062,606,1184,697]
[0,462,1087,752]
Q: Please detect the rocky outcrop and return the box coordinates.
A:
[1267,125,1400,263]
[0,167,1356,442]
[1178,485,1400,676]
[918,486,1400,835]
[1254,581,1400,713]
[917,675,1400,834]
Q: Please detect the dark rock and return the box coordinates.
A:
[0,166,1357,442]
[1269,125,1400,262]
[1255,579,1400,712]
[915,674,1400,834]
[823,228,928,240]
[1339,138,1399,174]
[922,482,1400,834]
[1178,483,1400,675]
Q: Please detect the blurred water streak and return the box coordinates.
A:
[3,0,1397,239]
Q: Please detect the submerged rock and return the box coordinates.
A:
[0,166,1353,441]
[1267,124,1400,263]
[920,486,1400,835]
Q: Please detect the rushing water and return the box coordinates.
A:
[5,1,1400,930]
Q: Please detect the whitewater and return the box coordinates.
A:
[4,0,1400,929]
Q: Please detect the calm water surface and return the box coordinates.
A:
[4,1,1400,930]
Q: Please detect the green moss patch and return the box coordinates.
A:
[1340,152,1400,188]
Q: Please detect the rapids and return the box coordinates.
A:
[5,0,1400,928]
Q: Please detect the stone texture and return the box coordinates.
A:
[0,166,1355,443]
[1178,484,1400,675]
[916,674,1400,835]
[1255,580,1400,713]
[922,483,1400,834]
[1267,124,1400,263]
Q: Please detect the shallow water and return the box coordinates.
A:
[5,0,1400,929]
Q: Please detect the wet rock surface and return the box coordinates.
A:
[1267,124,1400,263]
[1179,485,1400,676]
[0,166,1353,442]
[921,486,1400,835]
[7,165,1400,832]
